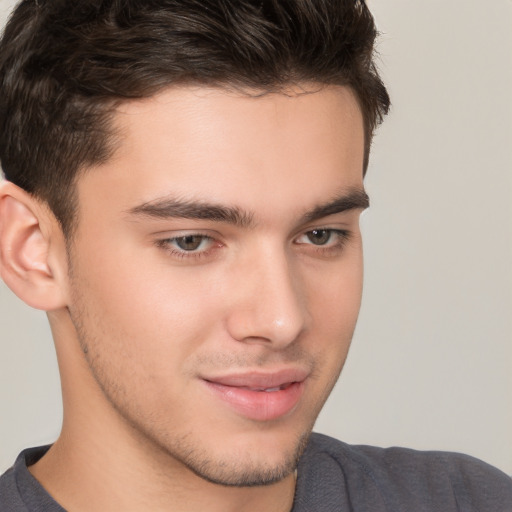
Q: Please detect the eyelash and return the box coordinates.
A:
[155,233,217,260]
[295,229,350,253]
[156,229,351,261]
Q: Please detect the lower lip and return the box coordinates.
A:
[203,380,305,421]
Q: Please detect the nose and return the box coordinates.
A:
[225,248,308,348]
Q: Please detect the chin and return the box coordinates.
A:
[189,461,293,487]
[183,446,302,488]
[168,427,311,488]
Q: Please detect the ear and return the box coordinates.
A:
[0,181,68,310]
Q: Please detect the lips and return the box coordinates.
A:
[202,368,308,422]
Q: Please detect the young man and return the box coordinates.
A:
[0,1,510,511]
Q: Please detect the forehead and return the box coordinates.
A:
[76,84,365,223]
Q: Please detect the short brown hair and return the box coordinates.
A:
[0,0,390,236]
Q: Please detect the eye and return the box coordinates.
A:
[156,233,218,259]
[173,235,209,252]
[297,229,347,246]
[294,228,351,256]
[305,229,333,246]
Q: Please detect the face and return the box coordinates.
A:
[65,85,366,486]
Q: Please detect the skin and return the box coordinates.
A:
[0,84,366,511]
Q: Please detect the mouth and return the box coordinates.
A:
[202,369,308,422]
[235,383,293,392]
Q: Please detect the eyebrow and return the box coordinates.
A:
[299,188,369,224]
[127,188,369,228]
[127,197,255,228]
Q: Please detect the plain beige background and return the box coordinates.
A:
[1,0,511,475]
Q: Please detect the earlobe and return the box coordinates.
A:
[0,181,67,311]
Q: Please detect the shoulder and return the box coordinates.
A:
[0,465,27,512]
[294,433,512,512]
[0,446,61,512]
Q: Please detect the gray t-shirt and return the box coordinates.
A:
[1,433,511,511]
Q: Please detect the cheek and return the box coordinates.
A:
[69,239,225,373]
[68,259,225,422]
[298,259,362,416]
[304,250,363,374]
[308,252,363,331]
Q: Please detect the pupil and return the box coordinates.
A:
[308,229,330,245]
[177,235,202,251]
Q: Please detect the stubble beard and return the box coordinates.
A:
[155,427,313,488]
[68,304,317,489]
